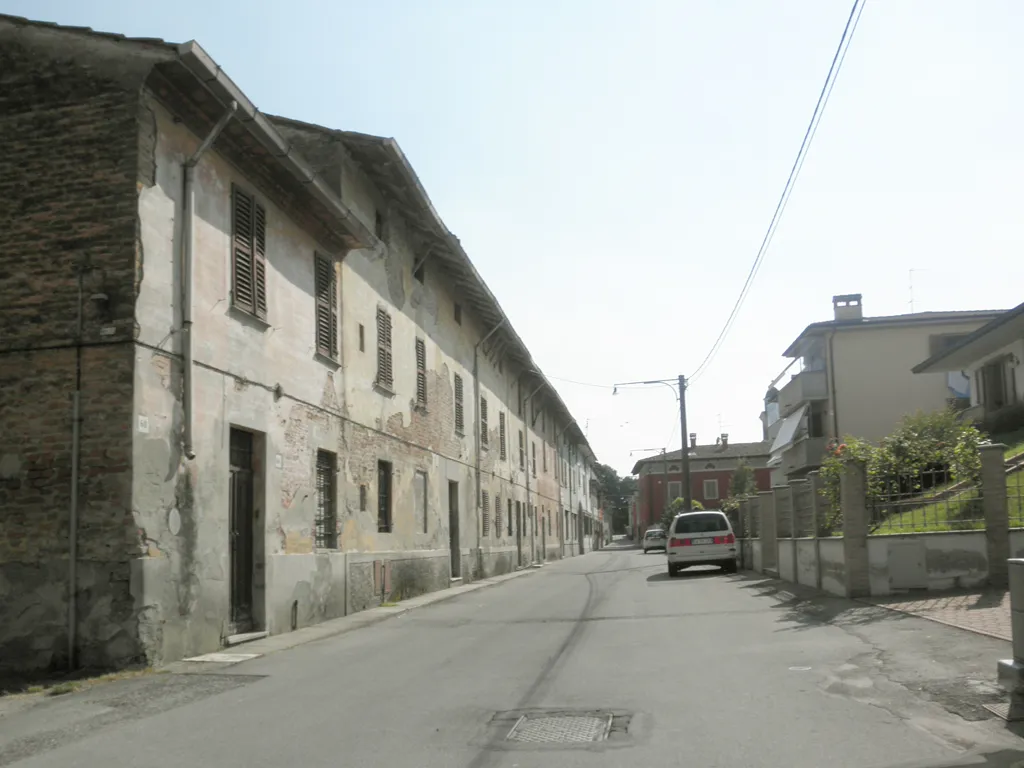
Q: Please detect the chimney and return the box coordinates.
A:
[720,433,728,447]
[689,432,697,448]
[833,293,863,322]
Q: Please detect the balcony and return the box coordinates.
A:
[777,369,828,418]
[781,436,828,476]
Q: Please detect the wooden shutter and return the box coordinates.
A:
[253,202,267,319]
[454,374,464,433]
[480,397,488,446]
[376,308,393,389]
[415,338,427,405]
[499,413,506,460]
[314,255,337,358]
[482,491,490,537]
[232,187,255,313]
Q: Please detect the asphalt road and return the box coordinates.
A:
[4,541,1024,768]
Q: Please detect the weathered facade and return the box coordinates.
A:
[0,15,598,674]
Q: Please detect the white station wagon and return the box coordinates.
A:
[666,510,739,577]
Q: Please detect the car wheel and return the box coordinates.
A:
[723,560,738,574]
[668,564,678,578]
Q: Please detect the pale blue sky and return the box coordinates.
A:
[9,0,1024,476]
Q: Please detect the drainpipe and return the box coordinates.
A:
[68,265,85,669]
[473,319,506,572]
[181,101,238,459]
[521,379,546,565]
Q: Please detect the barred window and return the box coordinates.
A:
[499,413,507,460]
[482,491,490,536]
[496,496,502,536]
[315,451,337,549]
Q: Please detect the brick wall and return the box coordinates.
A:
[0,30,145,673]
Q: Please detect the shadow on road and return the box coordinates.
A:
[646,566,728,583]
[732,572,909,632]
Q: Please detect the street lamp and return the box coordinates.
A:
[615,375,691,512]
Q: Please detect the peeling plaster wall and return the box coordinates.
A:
[866,532,988,596]
[795,540,818,587]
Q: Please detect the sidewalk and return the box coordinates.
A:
[863,589,1011,642]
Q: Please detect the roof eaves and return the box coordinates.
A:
[912,301,1024,374]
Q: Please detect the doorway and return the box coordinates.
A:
[229,428,255,632]
[515,500,523,566]
[448,481,460,578]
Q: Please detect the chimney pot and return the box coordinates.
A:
[689,432,697,447]
[833,293,863,321]
[721,433,729,447]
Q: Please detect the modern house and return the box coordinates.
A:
[912,299,1024,428]
[0,14,597,674]
[630,436,772,533]
[764,294,1005,481]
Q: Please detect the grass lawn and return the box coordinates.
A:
[997,428,1024,459]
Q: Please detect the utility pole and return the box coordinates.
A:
[678,374,691,513]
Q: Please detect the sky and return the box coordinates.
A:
[8,0,1024,477]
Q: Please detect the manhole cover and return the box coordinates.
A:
[506,714,612,744]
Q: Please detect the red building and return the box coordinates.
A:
[631,435,771,534]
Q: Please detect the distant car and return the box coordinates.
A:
[666,510,738,577]
[642,528,667,553]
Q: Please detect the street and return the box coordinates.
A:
[3,540,1024,768]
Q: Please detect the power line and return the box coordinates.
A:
[688,0,865,385]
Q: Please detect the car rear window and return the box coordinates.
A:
[673,513,729,535]
[645,530,663,538]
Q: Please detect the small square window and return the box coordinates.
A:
[703,478,719,500]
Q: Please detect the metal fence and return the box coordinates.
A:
[1008,471,1024,528]
[868,468,984,533]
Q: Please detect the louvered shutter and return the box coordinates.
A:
[315,255,337,358]
[415,338,427,405]
[376,308,393,389]
[232,187,255,313]
[253,202,268,319]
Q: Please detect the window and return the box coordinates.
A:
[496,496,502,536]
[358,324,365,352]
[703,478,720,500]
[482,491,490,536]
[929,333,970,357]
[415,338,427,407]
[415,470,428,533]
[667,481,681,502]
[359,484,367,512]
[507,498,513,536]
[518,430,525,470]
[375,308,393,390]
[231,185,267,320]
[315,450,337,548]
[542,444,547,473]
[979,357,1017,412]
[672,512,728,534]
[314,254,338,359]
[547,509,551,536]
[499,413,507,460]
[454,374,465,434]
[413,258,425,283]
[454,303,462,325]
[377,460,392,532]
[808,401,826,438]
[531,442,536,476]
[480,397,489,447]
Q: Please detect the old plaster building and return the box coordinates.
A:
[0,15,597,673]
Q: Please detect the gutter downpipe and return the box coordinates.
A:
[68,266,85,669]
[521,379,546,566]
[473,319,507,575]
[182,101,238,460]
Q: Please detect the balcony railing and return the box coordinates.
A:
[781,435,828,476]
[778,369,827,418]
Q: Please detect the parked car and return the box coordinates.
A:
[642,528,667,553]
[665,510,738,577]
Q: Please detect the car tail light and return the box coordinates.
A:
[713,533,736,545]
[669,538,691,548]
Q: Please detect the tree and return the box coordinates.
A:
[592,463,636,534]
[660,497,703,531]
[729,461,756,498]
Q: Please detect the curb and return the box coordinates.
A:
[855,599,1012,644]
[165,564,545,672]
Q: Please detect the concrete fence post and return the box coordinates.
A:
[840,460,870,598]
[774,484,793,582]
[737,497,750,569]
[808,471,823,590]
[981,443,1009,588]
[997,559,1024,718]
[759,490,777,574]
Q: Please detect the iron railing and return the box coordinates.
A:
[869,468,983,533]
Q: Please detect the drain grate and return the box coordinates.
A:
[506,714,613,744]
